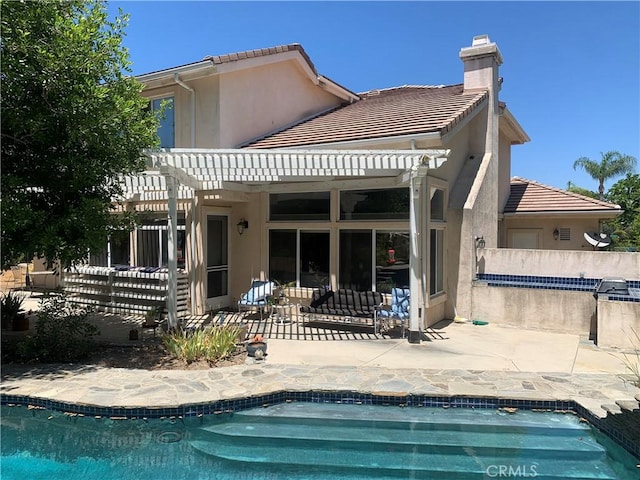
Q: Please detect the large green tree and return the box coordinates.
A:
[573,151,637,200]
[605,174,640,250]
[1,0,158,269]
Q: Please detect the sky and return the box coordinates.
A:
[107,1,640,192]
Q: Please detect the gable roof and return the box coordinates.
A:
[504,177,621,215]
[243,84,487,148]
[137,44,358,102]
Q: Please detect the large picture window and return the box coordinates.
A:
[339,229,409,293]
[269,230,330,287]
[340,188,409,220]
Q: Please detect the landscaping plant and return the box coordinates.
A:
[17,293,99,362]
[1,291,27,330]
[620,327,640,388]
[162,325,241,364]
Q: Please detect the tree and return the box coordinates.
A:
[566,181,598,199]
[573,151,637,200]
[605,174,640,250]
[1,0,158,269]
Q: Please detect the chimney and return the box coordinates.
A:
[459,34,503,94]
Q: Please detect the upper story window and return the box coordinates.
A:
[150,96,175,148]
[340,188,409,220]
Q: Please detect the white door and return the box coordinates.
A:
[508,229,541,249]
[206,214,230,309]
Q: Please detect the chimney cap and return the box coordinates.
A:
[460,34,503,65]
[472,34,491,46]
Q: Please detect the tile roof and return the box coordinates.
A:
[505,177,621,214]
[244,84,487,148]
[202,44,316,73]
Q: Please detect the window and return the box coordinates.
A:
[135,213,185,268]
[89,230,131,267]
[340,188,409,220]
[376,231,410,292]
[339,230,372,290]
[429,229,444,295]
[428,184,446,297]
[430,187,445,221]
[339,229,409,293]
[150,96,175,148]
[269,230,330,287]
[269,192,330,221]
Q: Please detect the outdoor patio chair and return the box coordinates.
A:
[375,287,410,337]
[237,280,275,321]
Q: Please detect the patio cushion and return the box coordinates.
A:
[378,288,410,319]
[240,280,274,305]
[302,288,382,318]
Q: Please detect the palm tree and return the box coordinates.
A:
[573,151,637,200]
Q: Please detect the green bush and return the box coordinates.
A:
[17,293,99,363]
[1,291,26,329]
[162,325,241,364]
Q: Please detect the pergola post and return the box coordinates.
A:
[408,164,428,344]
[166,175,178,329]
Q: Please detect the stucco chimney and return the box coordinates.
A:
[459,34,503,93]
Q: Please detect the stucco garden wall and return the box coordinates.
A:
[471,283,595,336]
[596,299,640,350]
[470,247,639,348]
[477,248,639,280]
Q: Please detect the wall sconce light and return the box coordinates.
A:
[553,228,559,241]
[236,218,248,235]
[474,236,486,249]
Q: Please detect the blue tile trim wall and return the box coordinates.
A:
[476,274,640,302]
[1,391,638,459]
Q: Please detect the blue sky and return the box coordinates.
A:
[108,1,639,192]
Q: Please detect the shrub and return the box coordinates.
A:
[162,325,241,364]
[1,291,26,329]
[17,293,99,363]
[621,327,640,388]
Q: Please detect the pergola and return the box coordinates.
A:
[122,148,450,342]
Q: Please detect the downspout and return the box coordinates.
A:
[173,73,196,147]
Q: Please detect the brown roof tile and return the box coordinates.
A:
[203,44,317,72]
[244,84,487,148]
[505,177,621,213]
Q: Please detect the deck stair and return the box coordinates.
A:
[190,403,622,479]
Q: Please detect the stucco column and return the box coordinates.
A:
[166,175,178,329]
[408,166,427,343]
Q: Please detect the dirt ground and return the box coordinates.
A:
[85,341,249,370]
[1,335,248,371]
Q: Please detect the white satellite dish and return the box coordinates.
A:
[584,232,611,249]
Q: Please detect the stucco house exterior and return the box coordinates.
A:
[66,35,534,342]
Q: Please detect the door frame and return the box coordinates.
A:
[204,209,231,310]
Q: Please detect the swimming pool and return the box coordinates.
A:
[1,402,637,479]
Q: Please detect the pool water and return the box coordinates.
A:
[1,403,638,479]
